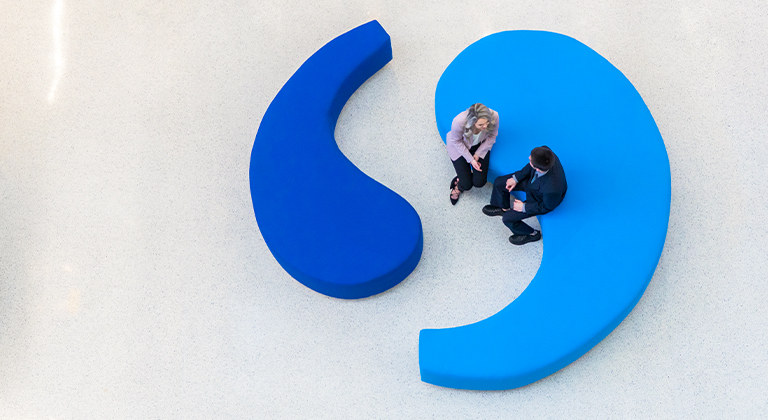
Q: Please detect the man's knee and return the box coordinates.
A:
[493,176,507,190]
[502,210,526,223]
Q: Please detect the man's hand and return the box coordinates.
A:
[471,159,482,171]
[513,199,524,212]
[506,177,517,192]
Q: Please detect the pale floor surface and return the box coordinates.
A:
[2,1,768,419]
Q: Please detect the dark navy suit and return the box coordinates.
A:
[490,147,567,235]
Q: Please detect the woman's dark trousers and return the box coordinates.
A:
[451,143,490,192]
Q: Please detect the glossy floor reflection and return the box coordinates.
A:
[1,1,768,418]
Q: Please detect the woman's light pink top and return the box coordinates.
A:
[446,109,499,163]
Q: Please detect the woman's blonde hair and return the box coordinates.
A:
[463,103,495,141]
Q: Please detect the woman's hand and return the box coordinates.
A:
[471,159,482,171]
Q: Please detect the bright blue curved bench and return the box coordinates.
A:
[250,21,423,299]
[421,31,671,390]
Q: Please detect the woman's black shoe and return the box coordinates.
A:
[450,177,460,205]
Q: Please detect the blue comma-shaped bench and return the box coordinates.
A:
[420,30,671,390]
[250,21,423,299]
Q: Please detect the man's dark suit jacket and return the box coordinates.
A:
[513,147,568,216]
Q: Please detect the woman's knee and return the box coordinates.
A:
[458,177,474,191]
[473,179,487,188]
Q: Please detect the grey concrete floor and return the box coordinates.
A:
[2,1,767,418]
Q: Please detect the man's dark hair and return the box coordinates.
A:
[530,146,555,171]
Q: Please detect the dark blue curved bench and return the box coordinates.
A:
[421,30,671,390]
[250,21,423,299]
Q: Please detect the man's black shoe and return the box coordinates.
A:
[482,205,504,217]
[509,230,542,245]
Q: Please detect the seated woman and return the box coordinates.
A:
[446,103,500,205]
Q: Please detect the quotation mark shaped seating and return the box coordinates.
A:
[250,21,423,299]
[420,31,671,390]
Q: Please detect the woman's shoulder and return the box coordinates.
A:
[451,110,469,128]
[453,110,469,122]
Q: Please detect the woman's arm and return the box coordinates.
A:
[446,112,474,163]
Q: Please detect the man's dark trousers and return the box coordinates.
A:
[490,174,535,236]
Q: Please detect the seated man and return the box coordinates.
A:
[482,146,568,245]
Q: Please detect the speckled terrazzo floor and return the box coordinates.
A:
[2,1,767,418]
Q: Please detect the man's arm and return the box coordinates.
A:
[512,162,532,183]
[522,192,565,215]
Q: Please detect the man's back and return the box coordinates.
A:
[514,148,567,216]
